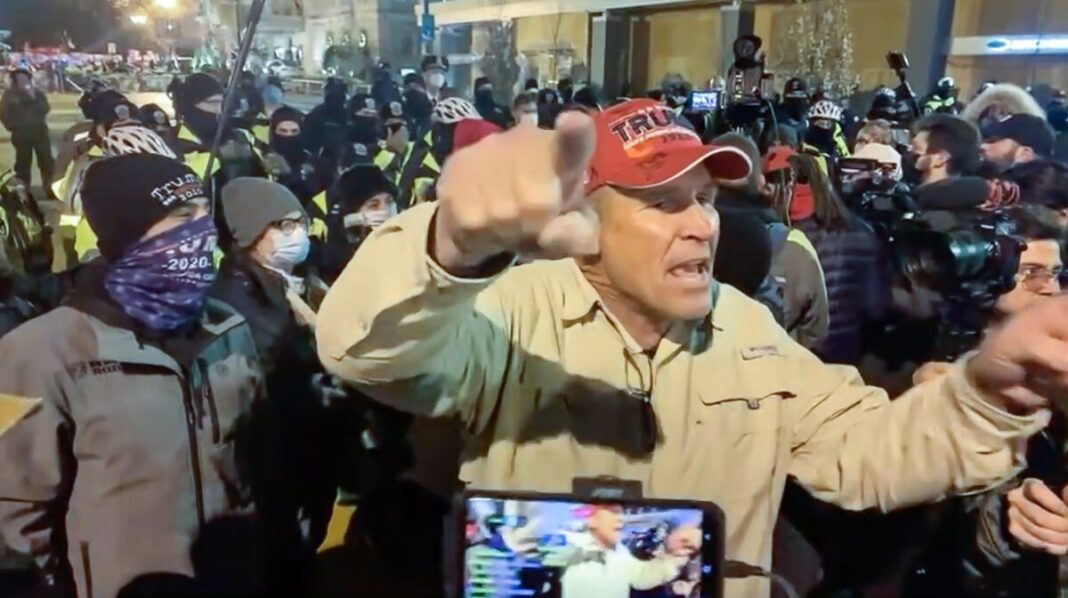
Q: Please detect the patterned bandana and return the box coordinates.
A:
[104,216,218,331]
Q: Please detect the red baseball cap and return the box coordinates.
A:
[585,99,751,194]
[762,146,797,174]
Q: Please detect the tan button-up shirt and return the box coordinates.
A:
[317,203,1047,597]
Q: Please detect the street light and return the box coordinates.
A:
[130,14,149,25]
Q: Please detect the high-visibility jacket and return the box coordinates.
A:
[306,189,329,241]
[178,125,217,178]
[394,135,440,210]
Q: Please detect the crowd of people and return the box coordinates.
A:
[2,45,1068,598]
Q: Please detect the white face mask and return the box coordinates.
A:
[426,72,446,90]
[343,202,397,230]
[264,227,310,271]
[519,113,539,127]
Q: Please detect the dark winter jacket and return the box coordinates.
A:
[209,253,336,589]
[0,264,265,598]
[795,217,887,365]
[0,87,50,133]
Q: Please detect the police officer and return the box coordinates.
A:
[380,99,440,211]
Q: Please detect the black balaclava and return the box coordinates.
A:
[323,77,349,118]
[782,78,810,122]
[805,122,837,156]
[347,93,381,145]
[269,107,306,166]
[474,76,495,110]
[177,73,225,144]
[430,122,457,166]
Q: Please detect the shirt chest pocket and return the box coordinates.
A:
[691,354,795,501]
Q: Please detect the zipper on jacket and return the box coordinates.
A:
[180,375,206,526]
[80,541,93,598]
[198,358,221,444]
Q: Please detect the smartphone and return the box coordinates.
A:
[453,490,725,598]
[689,91,721,112]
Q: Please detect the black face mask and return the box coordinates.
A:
[349,116,381,145]
[431,124,456,166]
[474,89,495,107]
[271,136,305,164]
[784,98,809,121]
[805,126,836,155]
[900,152,923,187]
[183,109,219,145]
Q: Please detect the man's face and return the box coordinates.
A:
[589,167,718,323]
[141,197,210,241]
[910,131,948,182]
[996,238,1063,316]
[587,508,624,548]
[275,120,301,138]
[981,137,1030,170]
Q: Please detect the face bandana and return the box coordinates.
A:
[104,216,218,331]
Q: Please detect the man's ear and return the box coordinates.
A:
[1017,146,1036,164]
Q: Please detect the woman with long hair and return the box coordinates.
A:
[770,150,886,364]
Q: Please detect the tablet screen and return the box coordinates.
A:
[463,495,717,598]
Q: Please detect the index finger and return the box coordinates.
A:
[1023,478,1068,516]
[552,111,597,208]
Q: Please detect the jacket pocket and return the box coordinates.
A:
[80,541,94,598]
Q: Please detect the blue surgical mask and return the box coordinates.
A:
[264,226,310,271]
[104,216,218,331]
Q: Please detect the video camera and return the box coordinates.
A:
[840,159,1025,359]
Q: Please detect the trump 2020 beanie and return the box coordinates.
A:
[81,154,207,261]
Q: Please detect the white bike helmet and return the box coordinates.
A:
[808,99,843,122]
[432,97,482,125]
[102,124,177,159]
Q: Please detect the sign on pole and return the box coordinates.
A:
[421,14,436,43]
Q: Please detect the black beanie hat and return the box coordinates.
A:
[269,106,303,129]
[335,165,398,212]
[82,154,207,261]
[177,73,224,116]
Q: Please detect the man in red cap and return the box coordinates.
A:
[318,99,1068,596]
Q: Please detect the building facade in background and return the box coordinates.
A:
[427,0,1068,101]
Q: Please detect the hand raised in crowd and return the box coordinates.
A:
[1007,479,1068,555]
[432,111,600,274]
[966,295,1068,414]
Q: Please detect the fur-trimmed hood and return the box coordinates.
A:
[962,83,1046,127]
